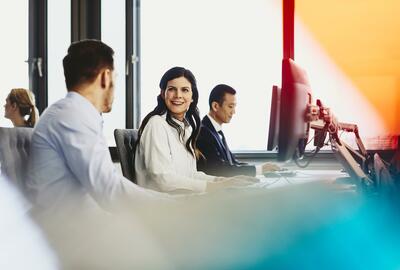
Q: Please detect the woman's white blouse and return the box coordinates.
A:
[135,114,216,193]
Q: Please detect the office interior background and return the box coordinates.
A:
[0,0,399,152]
[1,1,400,269]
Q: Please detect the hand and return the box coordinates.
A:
[230,175,260,184]
[261,162,281,174]
[206,175,259,192]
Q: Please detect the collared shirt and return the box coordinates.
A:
[206,114,262,175]
[207,114,225,142]
[207,114,222,133]
[135,114,215,193]
[27,91,157,214]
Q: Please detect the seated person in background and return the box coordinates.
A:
[4,88,38,127]
[135,67,258,193]
[197,84,280,177]
[27,39,161,215]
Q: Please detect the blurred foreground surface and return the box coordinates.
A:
[32,180,400,270]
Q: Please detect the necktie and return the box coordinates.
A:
[218,130,233,165]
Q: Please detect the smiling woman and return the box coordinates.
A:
[134,66,211,192]
[137,67,201,158]
[134,67,258,193]
[163,77,194,121]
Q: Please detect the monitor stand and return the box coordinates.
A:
[307,100,395,194]
[308,101,376,192]
[330,137,374,191]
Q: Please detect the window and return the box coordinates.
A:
[102,0,126,146]
[141,0,283,151]
[48,0,71,106]
[0,1,29,127]
[295,1,399,149]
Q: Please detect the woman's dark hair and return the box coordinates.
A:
[137,66,201,158]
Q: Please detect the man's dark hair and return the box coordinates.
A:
[209,84,236,109]
[63,39,114,90]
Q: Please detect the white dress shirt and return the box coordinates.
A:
[135,114,216,193]
[27,91,158,214]
[207,113,223,134]
[206,115,262,175]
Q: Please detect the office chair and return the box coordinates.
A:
[114,129,138,183]
[0,127,33,192]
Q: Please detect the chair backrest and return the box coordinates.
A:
[114,129,138,183]
[0,127,33,192]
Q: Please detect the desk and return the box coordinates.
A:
[245,154,350,189]
[45,160,397,270]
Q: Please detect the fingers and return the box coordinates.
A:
[229,179,254,187]
[262,163,281,172]
[207,176,260,191]
[239,176,260,183]
[231,175,259,183]
[214,177,227,182]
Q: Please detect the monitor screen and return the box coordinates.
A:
[277,58,312,161]
[267,85,280,151]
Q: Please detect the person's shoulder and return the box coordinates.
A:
[199,123,209,134]
[142,115,170,135]
[141,115,169,141]
[43,96,76,117]
[199,118,213,133]
[37,97,93,132]
[34,100,65,127]
[147,114,167,127]
[200,115,209,124]
[198,123,214,142]
[200,115,214,128]
[49,98,79,122]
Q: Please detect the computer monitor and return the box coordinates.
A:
[267,85,280,151]
[268,59,378,190]
[277,58,312,161]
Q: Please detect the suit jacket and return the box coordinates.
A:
[196,116,256,177]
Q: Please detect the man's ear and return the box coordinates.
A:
[100,69,111,89]
[211,101,219,112]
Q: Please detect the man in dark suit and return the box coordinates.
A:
[197,84,279,177]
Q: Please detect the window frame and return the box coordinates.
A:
[29,0,334,160]
[29,0,48,114]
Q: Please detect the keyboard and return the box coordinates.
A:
[263,168,297,178]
